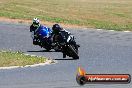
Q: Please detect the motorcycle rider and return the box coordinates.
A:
[52,24,71,43]
[51,24,79,58]
[30,18,52,46]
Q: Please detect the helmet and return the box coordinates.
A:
[52,24,61,34]
[32,18,40,28]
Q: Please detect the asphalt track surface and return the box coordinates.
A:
[0,22,132,88]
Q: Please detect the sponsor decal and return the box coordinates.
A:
[76,67,131,85]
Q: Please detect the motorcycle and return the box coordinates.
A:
[31,28,53,51]
[39,34,53,51]
[53,32,80,59]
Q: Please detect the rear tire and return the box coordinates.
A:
[44,46,51,51]
[45,49,51,51]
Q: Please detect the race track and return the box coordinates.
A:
[0,22,132,88]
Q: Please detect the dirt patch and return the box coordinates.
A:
[0,17,87,29]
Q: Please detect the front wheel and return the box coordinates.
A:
[68,45,79,59]
[73,55,79,59]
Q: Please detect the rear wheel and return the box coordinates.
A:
[54,45,61,52]
[42,42,51,51]
[45,46,51,51]
[45,48,51,51]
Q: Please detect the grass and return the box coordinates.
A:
[0,51,47,67]
[0,0,132,31]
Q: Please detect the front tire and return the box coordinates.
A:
[68,45,79,59]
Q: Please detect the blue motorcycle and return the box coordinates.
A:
[32,26,53,51]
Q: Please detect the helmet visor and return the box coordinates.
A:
[33,22,39,28]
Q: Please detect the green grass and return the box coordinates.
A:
[0,0,132,31]
[0,51,47,67]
